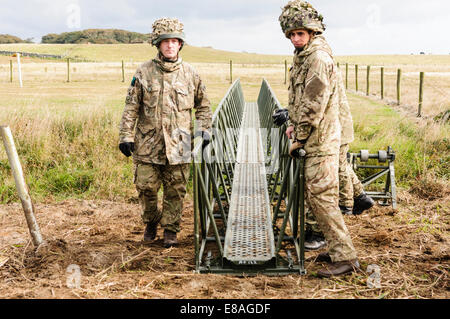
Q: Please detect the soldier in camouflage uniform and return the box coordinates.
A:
[273,69,375,250]
[119,18,212,248]
[279,0,360,277]
[336,70,375,216]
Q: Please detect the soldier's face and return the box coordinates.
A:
[290,29,311,49]
[159,38,182,60]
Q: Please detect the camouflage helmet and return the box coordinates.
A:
[279,0,325,38]
[150,17,186,48]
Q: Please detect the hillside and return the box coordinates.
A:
[0,43,291,64]
[0,34,32,44]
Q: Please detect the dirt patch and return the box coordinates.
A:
[0,192,449,299]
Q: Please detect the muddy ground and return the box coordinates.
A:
[0,187,448,299]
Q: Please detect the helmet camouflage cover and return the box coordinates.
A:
[150,17,186,47]
[279,0,325,38]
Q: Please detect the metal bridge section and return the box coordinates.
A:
[192,79,306,275]
[223,102,276,268]
[192,78,397,276]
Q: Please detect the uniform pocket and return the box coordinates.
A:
[139,83,160,132]
[135,127,156,156]
[317,118,330,144]
[143,83,161,109]
[136,121,155,135]
[174,85,194,111]
[292,77,305,105]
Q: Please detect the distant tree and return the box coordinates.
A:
[0,34,30,43]
[42,34,60,43]
[41,29,149,44]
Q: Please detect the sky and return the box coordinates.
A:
[1,0,449,55]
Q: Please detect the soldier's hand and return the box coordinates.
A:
[289,140,305,158]
[272,108,289,127]
[194,130,211,148]
[119,142,135,157]
[286,126,295,139]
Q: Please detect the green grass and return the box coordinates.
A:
[0,46,448,203]
[0,43,292,64]
[348,93,449,185]
[1,88,447,204]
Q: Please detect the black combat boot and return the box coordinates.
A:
[163,229,178,248]
[314,251,332,263]
[339,205,353,215]
[143,222,158,242]
[353,192,375,215]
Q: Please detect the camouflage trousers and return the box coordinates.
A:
[339,144,364,207]
[306,144,365,234]
[304,155,357,262]
[134,161,190,233]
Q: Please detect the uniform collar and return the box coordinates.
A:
[154,53,183,72]
[293,35,332,65]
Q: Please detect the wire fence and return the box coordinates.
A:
[1,54,448,119]
[337,62,450,119]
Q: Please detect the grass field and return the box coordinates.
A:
[0,43,292,64]
[0,46,448,202]
[0,45,448,299]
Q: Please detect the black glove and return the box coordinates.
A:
[119,142,135,157]
[272,108,289,127]
[194,130,211,148]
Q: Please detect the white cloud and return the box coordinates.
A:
[0,0,449,54]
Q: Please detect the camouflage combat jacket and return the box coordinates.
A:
[288,35,341,157]
[119,54,212,165]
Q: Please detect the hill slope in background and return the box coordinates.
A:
[41,29,150,44]
[0,34,33,44]
[0,43,292,63]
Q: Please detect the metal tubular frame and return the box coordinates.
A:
[349,146,397,209]
[257,79,306,275]
[192,79,306,275]
[193,79,245,273]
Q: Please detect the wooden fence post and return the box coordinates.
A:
[345,63,348,90]
[67,58,70,82]
[397,69,401,105]
[366,65,371,96]
[0,126,43,247]
[381,67,384,99]
[230,60,233,84]
[355,64,359,92]
[122,60,125,82]
[10,60,12,83]
[418,72,424,117]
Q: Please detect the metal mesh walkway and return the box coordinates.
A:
[223,102,276,267]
